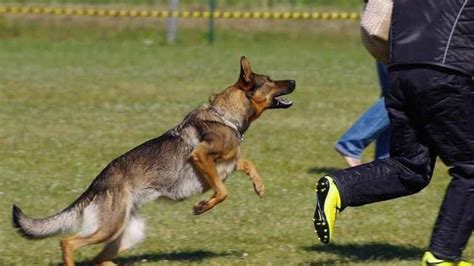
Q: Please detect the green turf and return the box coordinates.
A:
[0,17,472,265]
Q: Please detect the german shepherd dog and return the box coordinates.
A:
[12,57,295,266]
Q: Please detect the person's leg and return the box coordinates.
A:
[334,68,436,207]
[375,128,390,159]
[335,98,391,165]
[414,67,474,261]
[315,67,436,243]
[375,62,391,160]
[429,167,474,261]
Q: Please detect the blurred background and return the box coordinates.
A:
[4,0,358,9]
[0,1,472,265]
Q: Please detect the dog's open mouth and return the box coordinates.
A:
[269,80,295,109]
[271,83,295,109]
[273,95,293,108]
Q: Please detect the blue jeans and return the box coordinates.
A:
[335,63,391,160]
[335,98,390,159]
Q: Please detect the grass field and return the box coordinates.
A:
[0,15,472,265]
[4,0,361,10]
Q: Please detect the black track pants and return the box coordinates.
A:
[331,65,474,260]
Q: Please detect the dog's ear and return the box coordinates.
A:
[240,56,252,83]
[238,56,254,90]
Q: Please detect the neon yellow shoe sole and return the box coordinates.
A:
[421,251,473,266]
[313,176,341,244]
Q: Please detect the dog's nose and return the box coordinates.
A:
[288,80,296,89]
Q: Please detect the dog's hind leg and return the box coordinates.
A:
[61,228,125,266]
[60,193,130,266]
[61,230,118,266]
[237,159,265,197]
[93,215,145,266]
[93,236,122,266]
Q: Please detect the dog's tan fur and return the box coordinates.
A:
[12,57,295,265]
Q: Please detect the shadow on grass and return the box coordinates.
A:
[307,166,342,175]
[74,249,238,265]
[303,242,424,263]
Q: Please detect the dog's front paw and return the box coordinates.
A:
[254,182,265,198]
[193,200,210,215]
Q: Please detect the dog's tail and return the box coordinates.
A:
[12,190,93,240]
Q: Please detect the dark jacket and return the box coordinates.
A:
[390,0,474,76]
